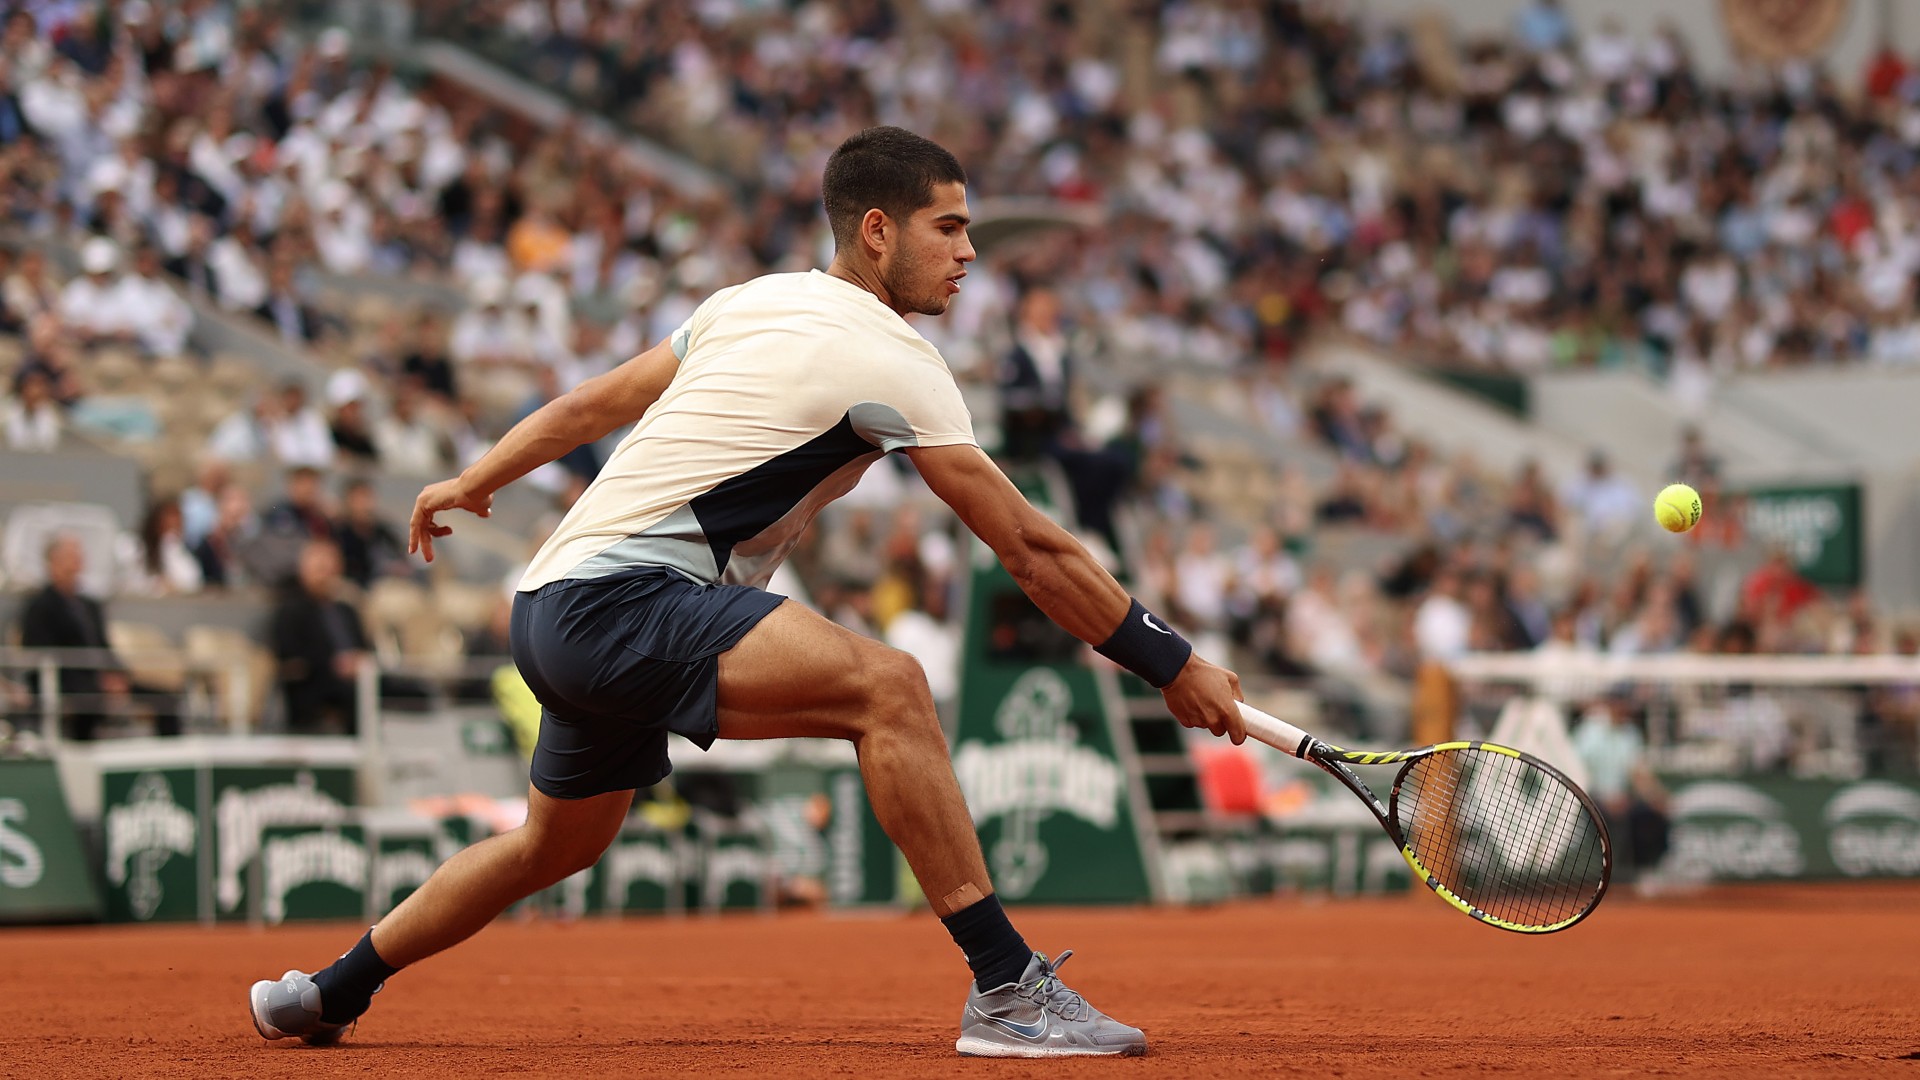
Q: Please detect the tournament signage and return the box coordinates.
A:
[0,759,102,922]
[1738,483,1861,586]
[1665,776,1920,880]
[951,543,1153,903]
[98,746,359,923]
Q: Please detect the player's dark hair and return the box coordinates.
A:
[822,126,966,252]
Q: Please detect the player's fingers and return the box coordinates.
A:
[430,524,453,537]
[1225,705,1247,745]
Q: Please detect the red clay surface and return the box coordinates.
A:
[3,882,1918,1078]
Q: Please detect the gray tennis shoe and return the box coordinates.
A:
[955,950,1147,1058]
[249,969,349,1046]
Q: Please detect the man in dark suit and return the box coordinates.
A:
[255,259,324,344]
[20,534,179,739]
[996,287,1075,462]
[270,539,370,734]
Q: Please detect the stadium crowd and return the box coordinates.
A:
[0,0,1911,772]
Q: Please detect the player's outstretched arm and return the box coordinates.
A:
[409,337,679,561]
[905,443,1245,743]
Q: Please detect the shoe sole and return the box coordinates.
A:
[955,1036,1146,1058]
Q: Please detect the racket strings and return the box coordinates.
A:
[1394,749,1607,929]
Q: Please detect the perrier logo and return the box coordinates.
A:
[952,669,1123,899]
[104,772,197,921]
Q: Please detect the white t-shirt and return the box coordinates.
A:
[519,271,978,591]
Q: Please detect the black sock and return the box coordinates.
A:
[311,929,400,1024]
[940,894,1032,992]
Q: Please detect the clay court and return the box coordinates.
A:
[2,882,1916,1078]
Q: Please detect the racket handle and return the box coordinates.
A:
[1235,701,1315,759]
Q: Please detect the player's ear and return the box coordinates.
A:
[861,208,890,256]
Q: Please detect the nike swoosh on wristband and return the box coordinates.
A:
[979,1013,1049,1040]
[1141,612,1172,635]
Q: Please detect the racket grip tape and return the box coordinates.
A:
[1235,701,1315,759]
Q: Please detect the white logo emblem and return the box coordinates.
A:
[1141,613,1171,635]
[953,670,1123,899]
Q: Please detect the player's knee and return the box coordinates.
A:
[518,822,613,883]
[868,648,936,717]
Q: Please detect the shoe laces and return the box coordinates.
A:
[1015,950,1091,1023]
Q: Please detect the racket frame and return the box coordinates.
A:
[1235,702,1611,933]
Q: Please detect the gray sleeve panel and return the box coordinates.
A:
[565,504,718,585]
[670,324,693,360]
[848,401,919,453]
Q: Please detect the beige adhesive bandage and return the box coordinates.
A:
[941,882,986,911]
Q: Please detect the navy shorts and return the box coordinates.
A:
[509,566,785,800]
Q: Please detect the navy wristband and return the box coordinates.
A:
[1095,599,1194,688]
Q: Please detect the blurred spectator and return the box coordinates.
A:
[2,367,61,450]
[177,457,229,548]
[15,314,82,406]
[270,539,370,735]
[263,465,335,541]
[1741,549,1819,625]
[2,247,60,325]
[271,380,334,468]
[1563,451,1639,537]
[255,258,323,345]
[123,497,203,597]
[1171,521,1230,632]
[998,287,1075,462]
[373,379,449,477]
[402,312,460,403]
[20,534,179,739]
[193,483,267,589]
[1413,565,1473,662]
[326,370,379,467]
[1666,426,1722,489]
[1571,691,1670,882]
[116,244,193,358]
[333,478,407,590]
[57,236,134,345]
[1505,459,1561,543]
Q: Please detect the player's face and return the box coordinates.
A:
[882,182,975,317]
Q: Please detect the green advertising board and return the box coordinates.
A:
[1739,483,1862,586]
[951,542,1155,904]
[1663,776,1920,881]
[97,740,361,924]
[211,766,356,922]
[257,824,368,924]
[102,766,201,922]
[0,759,102,922]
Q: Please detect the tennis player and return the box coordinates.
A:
[250,126,1247,1058]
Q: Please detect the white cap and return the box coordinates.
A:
[326,368,371,408]
[81,237,119,275]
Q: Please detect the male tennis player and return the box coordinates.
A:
[250,126,1247,1058]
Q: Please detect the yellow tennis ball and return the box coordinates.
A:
[1654,483,1702,534]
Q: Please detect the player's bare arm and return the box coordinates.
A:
[906,442,1246,744]
[408,337,680,561]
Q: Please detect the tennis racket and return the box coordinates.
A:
[1235,701,1611,934]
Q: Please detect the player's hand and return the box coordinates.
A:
[408,476,492,563]
[1160,654,1245,744]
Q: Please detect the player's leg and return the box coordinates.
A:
[715,600,1145,1057]
[251,785,632,1043]
[715,600,987,912]
[370,785,634,965]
